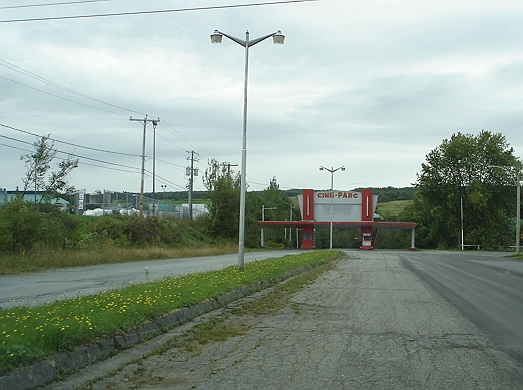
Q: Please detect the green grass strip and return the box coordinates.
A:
[0,250,344,374]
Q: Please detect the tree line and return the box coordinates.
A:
[1,130,521,252]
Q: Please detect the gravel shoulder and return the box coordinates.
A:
[47,251,523,389]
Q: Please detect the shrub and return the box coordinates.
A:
[0,197,80,253]
[124,216,183,246]
[0,197,42,252]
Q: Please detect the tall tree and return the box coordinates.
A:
[258,177,293,246]
[21,135,78,202]
[203,159,240,238]
[410,130,521,248]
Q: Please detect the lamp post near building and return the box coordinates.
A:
[319,165,345,250]
[210,29,285,270]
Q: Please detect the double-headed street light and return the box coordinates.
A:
[319,165,345,250]
[211,29,285,270]
[488,165,521,255]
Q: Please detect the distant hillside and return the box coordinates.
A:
[353,187,417,203]
[376,199,412,219]
[151,187,417,203]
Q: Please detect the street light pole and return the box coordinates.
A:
[211,29,284,270]
[319,165,345,250]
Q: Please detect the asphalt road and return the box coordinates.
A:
[0,249,305,308]
[400,250,523,364]
[47,249,523,390]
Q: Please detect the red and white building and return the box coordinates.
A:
[258,189,417,250]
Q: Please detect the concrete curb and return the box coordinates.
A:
[1,263,318,390]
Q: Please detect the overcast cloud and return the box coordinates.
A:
[1,0,522,195]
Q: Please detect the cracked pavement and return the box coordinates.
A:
[51,251,523,389]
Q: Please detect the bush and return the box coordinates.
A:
[0,201,218,255]
[0,197,42,252]
[124,216,183,246]
[0,197,80,253]
[86,215,130,246]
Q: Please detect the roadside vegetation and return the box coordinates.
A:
[0,250,344,375]
[2,130,522,278]
[0,198,235,275]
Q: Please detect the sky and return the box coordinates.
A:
[1,0,523,196]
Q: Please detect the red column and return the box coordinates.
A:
[301,189,315,248]
[361,189,373,222]
[360,190,374,250]
[302,225,315,249]
[302,189,315,221]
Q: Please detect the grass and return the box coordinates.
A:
[377,200,412,219]
[0,244,238,275]
[0,250,345,374]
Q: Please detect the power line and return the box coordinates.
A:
[155,158,186,170]
[0,0,117,10]
[0,58,144,116]
[0,133,140,170]
[0,61,212,158]
[1,125,185,189]
[1,123,141,157]
[0,75,137,117]
[160,120,214,158]
[142,169,186,190]
[1,124,208,185]
[0,139,139,175]
[0,0,319,23]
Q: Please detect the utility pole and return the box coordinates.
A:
[221,162,238,176]
[129,115,159,217]
[186,151,199,220]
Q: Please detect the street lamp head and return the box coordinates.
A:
[341,166,346,171]
[273,30,285,44]
[210,30,223,44]
[319,166,324,171]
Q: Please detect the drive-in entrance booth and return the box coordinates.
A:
[258,189,417,250]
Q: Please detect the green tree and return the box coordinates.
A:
[409,130,521,249]
[203,159,240,239]
[244,191,264,247]
[259,177,294,246]
[21,134,78,202]
[0,135,81,253]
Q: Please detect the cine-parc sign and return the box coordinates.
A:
[316,191,360,200]
[298,189,378,223]
[260,188,417,250]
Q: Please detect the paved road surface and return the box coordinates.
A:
[0,250,304,308]
[400,250,523,363]
[49,250,523,390]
